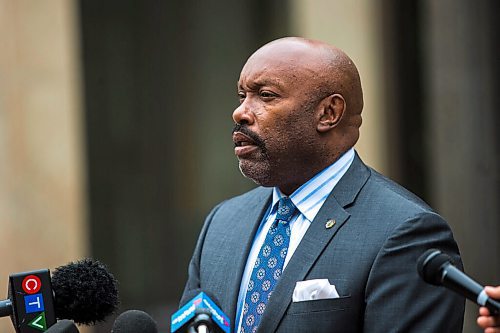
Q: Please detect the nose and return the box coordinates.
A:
[232,99,254,125]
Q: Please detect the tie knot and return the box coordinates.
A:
[276,197,296,223]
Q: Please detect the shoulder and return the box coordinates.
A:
[341,154,436,220]
[364,167,434,214]
[342,157,450,239]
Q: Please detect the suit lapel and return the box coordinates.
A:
[257,154,370,332]
[221,188,273,328]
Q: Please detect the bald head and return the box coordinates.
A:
[233,37,364,193]
[245,37,363,132]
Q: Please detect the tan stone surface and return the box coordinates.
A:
[290,0,388,173]
[0,0,88,331]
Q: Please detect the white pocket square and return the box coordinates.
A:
[292,279,340,302]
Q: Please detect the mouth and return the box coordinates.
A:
[233,132,256,147]
[233,132,259,157]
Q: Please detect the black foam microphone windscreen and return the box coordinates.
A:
[111,310,158,333]
[51,258,119,325]
[45,320,79,333]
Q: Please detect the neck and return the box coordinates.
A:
[277,149,352,195]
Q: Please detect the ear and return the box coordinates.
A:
[317,94,346,133]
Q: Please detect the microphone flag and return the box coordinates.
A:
[171,292,230,333]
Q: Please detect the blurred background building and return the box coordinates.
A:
[0,0,498,332]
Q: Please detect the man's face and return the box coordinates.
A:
[232,45,324,193]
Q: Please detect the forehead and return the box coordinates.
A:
[238,43,323,89]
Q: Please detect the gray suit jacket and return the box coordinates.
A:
[181,154,465,332]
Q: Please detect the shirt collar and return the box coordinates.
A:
[271,148,355,222]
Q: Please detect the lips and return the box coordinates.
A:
[233,132,256,147]
[233,132,259,157]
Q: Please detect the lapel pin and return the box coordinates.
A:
[325,219,336,229]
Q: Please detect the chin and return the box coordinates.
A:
[238,161,274,187]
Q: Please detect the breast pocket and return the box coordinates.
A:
[287,295,352,315]
[278,296,357,333]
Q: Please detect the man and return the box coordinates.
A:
[477,286,500,332]
[181,37,464,332]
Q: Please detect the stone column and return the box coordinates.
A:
[290,0,388,173]
[0,0,87,330]
[423,1,499,331]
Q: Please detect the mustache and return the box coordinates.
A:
[232,123,266,149]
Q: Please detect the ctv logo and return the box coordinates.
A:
[22,274,47,330]
[10,270,53,331]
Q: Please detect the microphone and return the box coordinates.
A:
[111,309,158,333]
[171,291,230,333]
[417,248,500,315]
[45,320,79,333]
[0,258,119,332]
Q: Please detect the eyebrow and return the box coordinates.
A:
[238,78,284,91]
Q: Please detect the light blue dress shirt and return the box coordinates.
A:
[235,148,355,332]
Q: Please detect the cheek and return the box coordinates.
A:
[257,104,317,150]
[263,123,314,156]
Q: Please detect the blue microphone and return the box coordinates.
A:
[171,292,230,333]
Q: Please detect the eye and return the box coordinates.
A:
[237,91,246,102]
[259,90,277,99]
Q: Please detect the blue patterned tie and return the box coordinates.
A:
[241,197,296,333]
